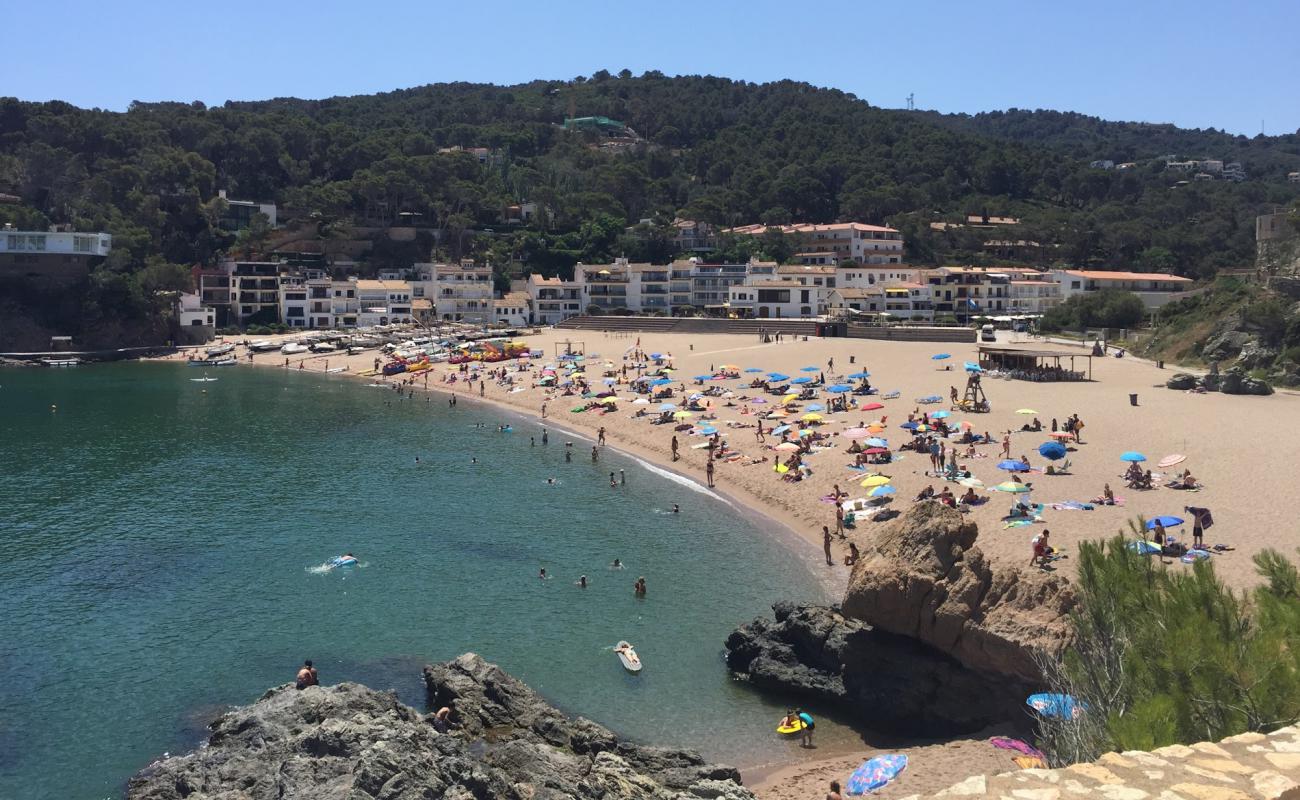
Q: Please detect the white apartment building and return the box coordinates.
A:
[574,258,674,313]
[331,281,359,328]
[224,261,283,325]
[0,227,112,279]
[356,280,414,327]
[774,264,837,315]
[727,279,820,319]
[527,274,585,325]
[217,189,278,229]
[925,267,1011,323]
[413,260,494,324]
[837,265,925,290]
[494,292,530,327]
[1007,273,1063,316]
[279,274,334,329]
[1050,270,1193,310]
[176,292,216,328]
[727,222,905,264]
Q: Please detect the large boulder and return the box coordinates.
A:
[128,655,754,800]
[1236,341,1279,370]
[1201,329,1252,362]
[1220,367,1274,395]
[1166,372,1199,390]
[725,603,1030,736]
[840,502,1075,683]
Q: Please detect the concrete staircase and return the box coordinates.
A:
[906,726,1300,800]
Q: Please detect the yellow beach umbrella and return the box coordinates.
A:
[801,413,823,422]
[599,396,619,405]
[860,474,892,488]
[782,394,799,404]
[673,410,693,418]
[1016,408,1038,415]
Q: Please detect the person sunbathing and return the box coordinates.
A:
[937,487,956,507]
[959,488,980,505]
[915,485,935,501]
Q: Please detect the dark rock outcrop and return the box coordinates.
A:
[841,502,1075,683]
[725,603,1030,736]
[128,654,754,800]
[1201,328,1251,363]
[1167,372,1199,390]
[1220,366,1274,395]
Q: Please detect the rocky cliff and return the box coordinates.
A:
[127,653,754,800]
[841,502,1075,684]
[725,603,1029,736]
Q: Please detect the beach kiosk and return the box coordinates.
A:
[978,345,1093,382]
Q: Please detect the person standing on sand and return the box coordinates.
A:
[835,505,845,536]
[823,526,833,566]
[671,436,680,462]
[541,402,548,418]
[598,426,606,446]
[1002,433,1012,458]
[705,458,715,488]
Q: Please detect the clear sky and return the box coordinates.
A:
[9,0,1299,135]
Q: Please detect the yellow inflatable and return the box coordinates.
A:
[776,720,806,735]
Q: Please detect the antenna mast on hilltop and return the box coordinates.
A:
[906,93,915,111]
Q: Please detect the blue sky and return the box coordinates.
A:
[8,0,1299,135]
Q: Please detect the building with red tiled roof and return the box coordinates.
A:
[1050,269,1194,310]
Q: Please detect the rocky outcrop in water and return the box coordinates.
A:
[841,502,1075,683]
[127,653,754,800]
[725,603,1029,736]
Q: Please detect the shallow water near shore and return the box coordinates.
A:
[0,363,830,799]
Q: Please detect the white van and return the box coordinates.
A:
[980,324,997,342]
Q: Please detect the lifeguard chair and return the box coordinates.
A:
[956,371,990,413]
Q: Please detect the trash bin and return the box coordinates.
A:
[1157,360,1164,369]
[1129,393,1139,406]
[849,355,856,364]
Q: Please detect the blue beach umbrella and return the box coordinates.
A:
[900,421,920,430]
[826,384,852,393]
[699,426,718,435]
[790,376,812,385]
[1120,451,1147,463]
[1038,442,1067,460]
[932,353,951,360]
[1027,693,1082,720]
[846,754,908,795]
[997,459,1030,472]
[659,402,677,410]
[771,425,791,435]
[744,367,765,373]
[767,373,790,382]
[806,403,825,412]
[650,378,671,387]
[693,374,714,381]
[868,484,897,497]
[1146,516,1185,529]
[929,410,951,419]
[865,437,889,448]
[847,371,871,379]
[800,366,820,372]
[649,352,664,359]
[965,362,982,372]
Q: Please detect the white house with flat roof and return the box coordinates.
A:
[0,227,112,279]
[1050,269,1194,309]
[526,274,585,324]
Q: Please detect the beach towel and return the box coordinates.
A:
[990,737,1046,760]
[883,391,901,399]
[1013,756,1049,770]
[1181,549,1212,563]
[1049,501,1095,511]
[1003,518,1040,528]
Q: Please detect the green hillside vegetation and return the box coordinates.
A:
[1036,527,1300,765]
[2,73,1299,346]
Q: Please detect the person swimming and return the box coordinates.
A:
[546,477,556,485]
[672,504,680,513]
[611,558,623,569]
[578,575,588,588]
[539,568,548,580]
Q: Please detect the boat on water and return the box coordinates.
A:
[205,343,235,357]
[248,340,281,352]
[188,357,237,367]
[280,343,309,355]
[40,357,80,367]
[615,641,642,673]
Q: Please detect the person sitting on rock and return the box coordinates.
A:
[295,659,318,690]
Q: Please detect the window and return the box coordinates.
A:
[74,236,93,253]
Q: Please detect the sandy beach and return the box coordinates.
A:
[169,328,1300,797]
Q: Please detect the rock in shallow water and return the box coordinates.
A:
[127,653,754,800]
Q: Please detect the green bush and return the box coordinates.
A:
[1035,526,1300,765]
[1040,289,1146,333]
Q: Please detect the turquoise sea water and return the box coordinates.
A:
[0,364,829,799]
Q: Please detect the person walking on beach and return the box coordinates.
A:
[835,505,845,536]
[755,420,765,444]
[295,660,318,690]
[705,457,715,488]
[827,357,834,372]
[671,435,680,462]
[541,401,548,418]
[598,426,606,446]
[823,526,834,566]
[796,708,815,748]
[1002,433,1012,458]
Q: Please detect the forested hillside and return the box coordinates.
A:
[2,73,1299,345]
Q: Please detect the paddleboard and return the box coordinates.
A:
[776,720,807,735]
[615,641,642,673]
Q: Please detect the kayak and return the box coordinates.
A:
[616,641,642,673]
[330,556,358,568]
[776,720,807,735]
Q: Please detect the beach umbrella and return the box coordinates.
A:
[599,396,619,405]
[900,421,920,430]
[806,403,826,412]
[863,447,890,455]
[1146,516,1184,529]
[992,481,1032,493]
[826,384,852,393]
[860,475,892,488]
[699,426,718,435]
[869,484,897,497]
[866,423,886,433]
[771,424,791,435]
[1127,539,1163,555]
[800,366,820,372]
[1038,442,1067,460]
[1120,451,1147,463]
[767,409,789,418]
[673,410,693,419]
[847,371,871,379]
[744,367,765,373]
[603,377,617,385]
[775,442,800,451]
[801,413,823,422]
[865,437,889,448]
[650,378,672,387]
[861,402,884,411]
[912,424,932,433]
[843,427,871,440]
[790,376,813,385]
[659,402,678,410]
[929,410,951,419]
[997,460,1031,472]
[932,353,951,360]
[1158,454,1187,469]
[1016,408,1038,415]
[649,352,664,359]
[693,374,714,381]
[989,737,1046,760]
[781,394,800,404]
[767,372,790,382]
[632,398,649,405]
[1026,693,1081,720]
[845,754,908,795]
[798,429,815,437]
[965,362,982,372]
[958,477,985,489]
